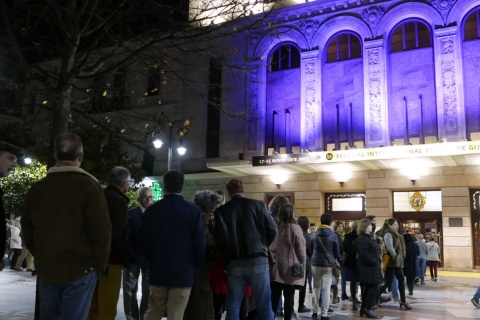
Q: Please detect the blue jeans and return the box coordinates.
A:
[474,287,480,300]
[39,271,97,320]
[226,261,274,320]
[416,258,427,284]
[391,275,399,300]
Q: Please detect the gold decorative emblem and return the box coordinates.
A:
[409,191,426,212]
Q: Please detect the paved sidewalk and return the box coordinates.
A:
[1,268,480,319]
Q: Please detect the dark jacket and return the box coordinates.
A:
[214,194,276,265]
[356,233,383,285]
[303,229,312,273]
[104,185,134,265]
[403,234,419,278]
[126,206,146,266]
[139,193,206,287]
[1,188,6,259]
[343,229,358,270]
[21,166,112,284]
[310,226,340,267]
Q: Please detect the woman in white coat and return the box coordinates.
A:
[426,235,441,281]
[9,220,22,269]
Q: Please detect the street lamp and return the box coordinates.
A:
[152,112,190,171]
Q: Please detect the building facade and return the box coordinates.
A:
[174,0,480,272]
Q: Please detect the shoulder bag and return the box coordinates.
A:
[317,234,341,278]
[289,225,304,277]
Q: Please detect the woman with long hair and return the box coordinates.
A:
[269,204,306,320]
[356,219,382,319]
[331,222,345,304]
[426,235,441,281]
[378,219,412,310]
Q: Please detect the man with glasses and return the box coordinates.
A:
[123,187,154,320]
[89,166,135,319]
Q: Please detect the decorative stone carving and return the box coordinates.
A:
[441,56,458,135]
[303,59,316,145]
[367,48,383,141]
[247,68,259,150]
[299,20,320,41]
[361,6,385,30]
[430,0,457,20]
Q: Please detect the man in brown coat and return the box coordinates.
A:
[22,133,111,319]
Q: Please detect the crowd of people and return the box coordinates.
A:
[1,135,476,320]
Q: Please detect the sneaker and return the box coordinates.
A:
[327,308,334,313]
[311,313,318,319]
[434,278,437,282]
[472,298,480,308]
[320,317,330,320]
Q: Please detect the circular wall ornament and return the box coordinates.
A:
[409,191,426,212]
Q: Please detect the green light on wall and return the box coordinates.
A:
[152,182,163,201]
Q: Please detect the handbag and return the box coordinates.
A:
[289,225,304,277]
[317,235,341,278]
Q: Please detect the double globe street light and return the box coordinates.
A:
[152,112,190,171]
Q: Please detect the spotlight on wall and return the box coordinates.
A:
[301,148,311,153]
[272,150,280,155]
[411,179,416,186]
[339,181,344,187]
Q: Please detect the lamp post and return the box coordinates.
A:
[152,112,190,171]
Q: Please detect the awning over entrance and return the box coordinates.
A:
[207,141,480,177]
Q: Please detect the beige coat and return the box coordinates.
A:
[269,223,306,286]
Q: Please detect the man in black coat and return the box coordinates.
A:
[214,178,277,320]
[0,141,24,271]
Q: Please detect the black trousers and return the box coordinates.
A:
[271,282,295,320]
[380,267,406,303]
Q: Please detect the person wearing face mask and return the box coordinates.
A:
[378,219,411,311]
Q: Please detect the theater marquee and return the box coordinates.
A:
[252,141,480,167]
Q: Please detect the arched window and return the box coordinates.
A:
[464,9,480,41]
[326,33,362,63]
[269,43,300,72]
[391,21,431,52]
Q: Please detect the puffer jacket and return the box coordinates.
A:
[310,225,340,267]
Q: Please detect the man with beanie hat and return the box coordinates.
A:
[214,178,277,320]
[0,141,24,271]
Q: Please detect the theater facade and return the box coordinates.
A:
[153,0,480,272]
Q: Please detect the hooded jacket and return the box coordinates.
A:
[310,225,340,267]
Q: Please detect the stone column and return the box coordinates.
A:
[434,26,466,142]
[363,39,389,147]
[300,50,322,150]
[245,60,266,156]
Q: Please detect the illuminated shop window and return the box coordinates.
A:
[391,21,431,52]
[464,9,480,41]
[325,33,362,63]
[269,43,300,72]
[326,193,366,212]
